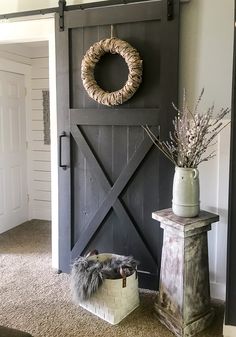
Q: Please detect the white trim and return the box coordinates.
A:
[223,324,236,337]
[210,282,226,301]
[32,206,51,221]
[0,17,58,269]
[48,24,58,269]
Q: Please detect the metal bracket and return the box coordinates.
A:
[167,0,174,21]
[58,0,66,31]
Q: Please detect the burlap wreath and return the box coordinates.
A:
[81,37,143,106]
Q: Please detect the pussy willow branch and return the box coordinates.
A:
[142,90,230,168]
[142,125,177,165]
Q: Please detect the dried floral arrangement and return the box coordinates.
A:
[143,89,230,168]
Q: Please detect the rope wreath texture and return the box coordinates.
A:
[81,37,143,106]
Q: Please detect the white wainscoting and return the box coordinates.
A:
[199,120,230,301]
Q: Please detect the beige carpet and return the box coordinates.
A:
[0,220,224,337]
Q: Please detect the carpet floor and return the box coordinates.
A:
[0,220,224,337]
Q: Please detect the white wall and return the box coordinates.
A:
[180,0,234,300]
[179,0,234,109]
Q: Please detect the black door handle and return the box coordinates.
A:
[59,131,67,170]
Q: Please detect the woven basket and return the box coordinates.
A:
[78,253,140,324]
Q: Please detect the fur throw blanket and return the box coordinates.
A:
[71,254,138,301]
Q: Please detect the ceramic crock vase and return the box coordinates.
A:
[172,166,200,217]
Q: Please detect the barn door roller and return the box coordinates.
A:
[59,0,66,31]
[167,0,174,20]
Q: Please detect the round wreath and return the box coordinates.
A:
[81,37,143,106]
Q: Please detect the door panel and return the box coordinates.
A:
[0,71,28,234]
[56,0,179,289]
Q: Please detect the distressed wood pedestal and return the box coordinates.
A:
[152,208,219,337]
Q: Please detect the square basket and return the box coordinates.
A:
[78,253,140,324]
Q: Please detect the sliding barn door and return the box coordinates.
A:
[55,0,179,289]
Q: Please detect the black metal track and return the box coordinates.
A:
[0,0,188,20]
[0,0,156,20]
[0,7,59,19]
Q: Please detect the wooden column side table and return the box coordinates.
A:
[152,208,219,337]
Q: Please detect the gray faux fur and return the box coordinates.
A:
[71,255,138,302]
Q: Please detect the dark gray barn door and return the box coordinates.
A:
[55,0,179,289]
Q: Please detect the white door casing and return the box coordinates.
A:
[0,70,28,233]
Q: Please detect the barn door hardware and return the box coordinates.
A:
[167,0,174,20]
[59,131,68,170]
[0,0,187,22]
[59,0,66,31]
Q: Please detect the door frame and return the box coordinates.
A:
[0,16,59,270]
[225,0,236,330]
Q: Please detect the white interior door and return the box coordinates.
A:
[0,70,28,234]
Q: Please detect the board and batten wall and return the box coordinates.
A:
[30,48,51,220]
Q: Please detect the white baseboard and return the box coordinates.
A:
[31,206,51,221]
[0,216,28,234]
[210,282,226,301]
[223,324,236,337]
